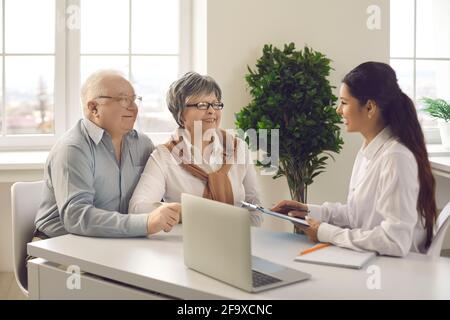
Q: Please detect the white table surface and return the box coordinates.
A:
[28,225,450,300]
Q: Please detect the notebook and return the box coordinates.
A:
[294,245,376,269]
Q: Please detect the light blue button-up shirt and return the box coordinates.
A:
[35,119,154,237]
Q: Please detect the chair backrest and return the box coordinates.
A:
[11,180,45,297]
[427,202,450,257]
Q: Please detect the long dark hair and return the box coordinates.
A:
[343,61,437,249]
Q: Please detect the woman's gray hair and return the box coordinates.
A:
[166,71,222,127]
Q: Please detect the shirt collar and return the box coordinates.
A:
[361,126,394,161]
[82,118,139,145]
[127,129,138,139]
[82,118,105,145]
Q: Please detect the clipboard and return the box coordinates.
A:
[240,201,309,227]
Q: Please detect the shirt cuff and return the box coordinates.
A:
[307,204,323,221]
[127,213,149,236]
[317,223,343,243]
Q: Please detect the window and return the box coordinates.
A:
[80,0,187,135]
[0,0,65,149]
[390,0,450,139]
[0,0,190,150]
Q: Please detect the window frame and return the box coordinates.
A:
[0,0,66,150]
[390,0,450,144]
[0,0,191,151]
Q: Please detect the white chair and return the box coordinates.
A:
[11,180,45,297]
[427,202,450,257]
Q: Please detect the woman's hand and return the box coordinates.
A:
[271,200,322,242]
[296,217,321,243]
[271,199,309,219]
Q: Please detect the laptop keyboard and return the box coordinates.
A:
[252,270,282,287]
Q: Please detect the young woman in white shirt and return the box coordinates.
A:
[129,72,262,226]
[272,62,437,256]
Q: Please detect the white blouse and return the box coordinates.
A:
[129,130,263,226]
[308,127,428,256]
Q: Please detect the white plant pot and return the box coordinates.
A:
[438,119,450,148]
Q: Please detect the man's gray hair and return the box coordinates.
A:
[80,69,126,114]
[166,71,222,127]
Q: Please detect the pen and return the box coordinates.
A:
[285,207,310,213]
[299,243,331,256]
[273,204,310,213]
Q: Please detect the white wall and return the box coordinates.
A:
[203,0,389,231]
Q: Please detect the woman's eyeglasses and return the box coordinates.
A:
[186,102,224,110]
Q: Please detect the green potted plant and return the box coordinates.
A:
[235,42,344,207]
[421,97,450,148]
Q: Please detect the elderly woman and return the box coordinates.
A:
[129,72,262,226]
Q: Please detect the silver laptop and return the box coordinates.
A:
[182,193,311,293]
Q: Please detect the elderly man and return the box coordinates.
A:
[33,70,181,239]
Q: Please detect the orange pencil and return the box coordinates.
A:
[299,243,331,256]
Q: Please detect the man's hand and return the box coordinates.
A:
[147,203,182,235]
[271,199,309,219]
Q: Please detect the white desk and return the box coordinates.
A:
[27,225,450,300]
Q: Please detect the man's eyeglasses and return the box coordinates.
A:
[186,102,224,110]
[95,95,142,109]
